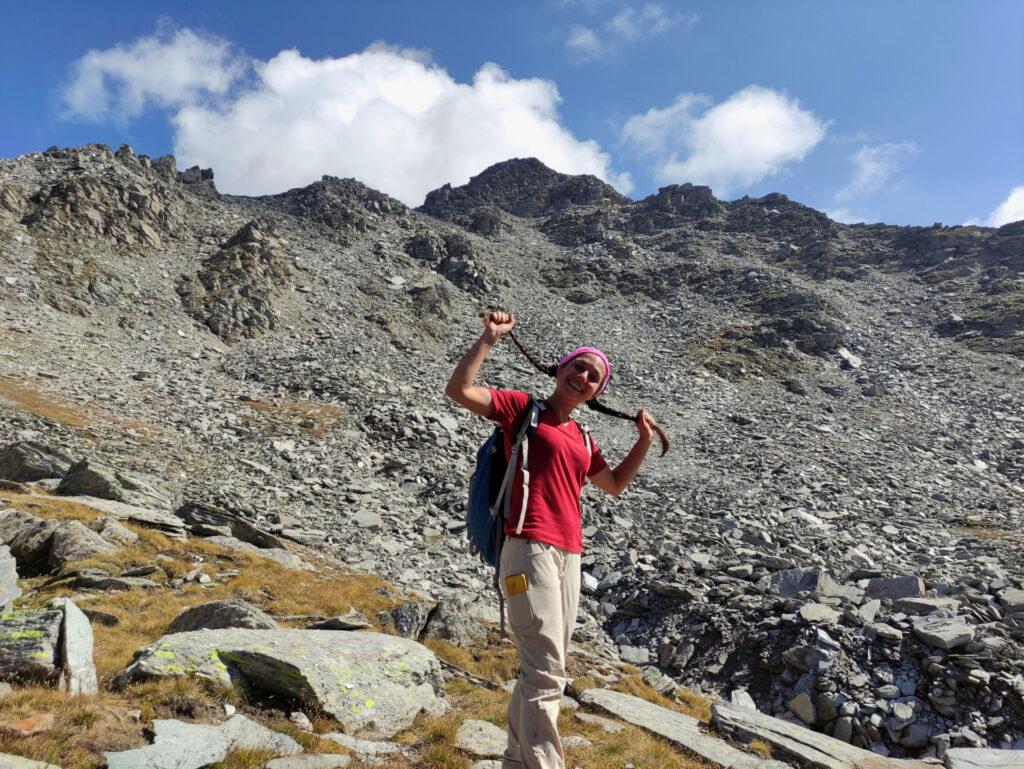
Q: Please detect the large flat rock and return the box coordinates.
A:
[712,701,935,769]
[944,748,1024,769]
[104,714,302,769]
[118,629,444,737]
[579,689,783,769]
[58,495,187,539]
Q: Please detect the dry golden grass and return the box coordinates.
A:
[0,377,93,427]
[0,686,146,769]
[423,636,520,685]
[0,377,157,435]
[607,674,714,723]
[240,396,344,437]
[749,738,774,758]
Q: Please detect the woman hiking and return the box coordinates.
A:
[445,310,662,769]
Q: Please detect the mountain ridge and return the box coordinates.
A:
[1,141,1022,756]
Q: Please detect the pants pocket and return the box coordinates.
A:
[501,540,540,634]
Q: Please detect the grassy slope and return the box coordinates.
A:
[1,491,716,769]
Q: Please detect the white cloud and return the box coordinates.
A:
[622,86,828,197]
[63,30,631,204]
[566,26,605,62]
[63,26,245,121]
[835,142,921,203]
[968,185,1024,227]
[826,206,873,224]
[608,5,697,41]
[566,3,697,62]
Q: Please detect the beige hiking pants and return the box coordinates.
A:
[499,537,581,769]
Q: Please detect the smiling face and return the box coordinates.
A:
[555,352,607,404]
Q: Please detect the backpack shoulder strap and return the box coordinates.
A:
[579,422,592,454]
[490,397,542,521]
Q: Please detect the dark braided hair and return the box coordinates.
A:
[507,330,670,457]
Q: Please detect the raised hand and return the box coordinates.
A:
[484,310,516,338]
[635,408,657,444]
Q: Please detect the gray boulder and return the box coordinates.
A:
[944,748,1024,769]
[56,459,171,510]
[166,599,280,633]
[378,599,434,639]
[456,719,507,758]
[712,700,933,769]
[0,509,59,576]
[893,596,961,615]
[118,629,444,737]
[306,609,372,630]
[912,613,975,650]
[47,520,117,571]
[202,535,309,570]
[865,575,925,600]
[581,689,782,769]
[1,545,20,612]
[105,714,301,769]
[0,441,72,482]
[997,588,1024,615]
[0,608,62,683]
[87,516,139,546]
[423,600,486,646]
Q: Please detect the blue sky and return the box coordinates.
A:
[2,0,1022,226]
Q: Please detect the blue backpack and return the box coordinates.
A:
[467,398,541,568]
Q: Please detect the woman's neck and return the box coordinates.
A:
[544,393,576,423]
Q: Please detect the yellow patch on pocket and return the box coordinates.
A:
[505,572,528,596]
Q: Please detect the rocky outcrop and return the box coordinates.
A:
[177,218,291,341]
[56,459,171,510]
[262,175,406,236]
[712,701,934,769]
[0,508,121,577]
[419,157,627,223]
[0,442,72,482]
[118,629,445,737]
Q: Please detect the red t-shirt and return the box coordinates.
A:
[489,389,608,554]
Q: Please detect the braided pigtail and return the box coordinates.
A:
[508,330,557,377]
[505,329,670,456]
[585,398,670,457]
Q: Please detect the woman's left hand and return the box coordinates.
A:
[635,409,657,444]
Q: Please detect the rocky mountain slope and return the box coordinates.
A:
[1,143,1022,759]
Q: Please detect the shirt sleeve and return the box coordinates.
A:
[586,434,609,477]
[488,389,530,432]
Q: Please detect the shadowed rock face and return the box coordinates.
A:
[117,629,445,738]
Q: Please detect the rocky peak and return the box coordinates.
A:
[259,174,407,235]
[419,157,628,223]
